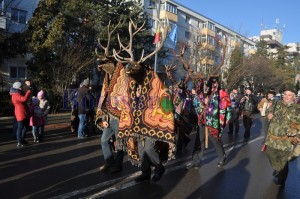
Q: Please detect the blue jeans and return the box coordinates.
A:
[101,116,120,162]
[16,120,27,143]
[32,126,40,140]
[78,114,87,138]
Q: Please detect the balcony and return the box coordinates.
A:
[200,57,214,66]
[160,10,178,22]
[202,42,216,51]
[200,28,215,37]
[230,40,241,47]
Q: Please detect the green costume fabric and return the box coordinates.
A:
[265,101,300,151]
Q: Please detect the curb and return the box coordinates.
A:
[45,123,70,130]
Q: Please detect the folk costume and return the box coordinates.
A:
[117,70,176,181]
[185,79,207,169]
[96,62,127,172]
[191,77,231,167]
[265,86,300,187]
[172,83,196,154]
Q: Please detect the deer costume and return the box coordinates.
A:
[113,19,175,182]
[95,21,127,173]
[172,38,232,169]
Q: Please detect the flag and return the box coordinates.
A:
[153,24,161,44]
[165,24,177,49]
[168,24,177,48]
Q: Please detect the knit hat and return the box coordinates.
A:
[82,79,89,86]
[13,82,22,89]
[283,84,297,94]
[37,90,44,98]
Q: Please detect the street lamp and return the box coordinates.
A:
[149,0,161,73]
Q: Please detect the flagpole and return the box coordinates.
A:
[154,0,161,73]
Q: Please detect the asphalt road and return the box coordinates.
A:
[0,114,299,199]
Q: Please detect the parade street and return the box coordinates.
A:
[0,113,299,199]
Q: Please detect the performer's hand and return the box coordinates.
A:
[102,121,109,128]
[291,137,300,145]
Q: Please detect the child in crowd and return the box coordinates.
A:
[30,97,44,143]
[37,90,50,141]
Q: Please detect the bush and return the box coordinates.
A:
[0,91,14,117]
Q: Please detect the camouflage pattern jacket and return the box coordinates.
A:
[265,100,300,151]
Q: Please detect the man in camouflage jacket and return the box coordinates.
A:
[265,85,300,187]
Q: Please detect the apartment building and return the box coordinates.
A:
[142,0,257,75]
[0,0,39,89]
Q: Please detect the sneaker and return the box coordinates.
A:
[217,155,227,168]
[99,164,111,172]
[17,143,24,148]
[186,161,200,170]
[152,167,165,182]
[135,174,151,183]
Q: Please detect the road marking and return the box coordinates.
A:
[52,135,264,198]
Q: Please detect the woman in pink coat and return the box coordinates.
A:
[10,81,31,148]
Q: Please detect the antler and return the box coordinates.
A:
[95,20,121,58]
[176,45,204,82]
[113,19,146,63]
[209,35,228,76]
[139,18,169,63]
[165,64,178,85]
[113,18,169,64]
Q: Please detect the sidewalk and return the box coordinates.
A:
[0,112,71,133]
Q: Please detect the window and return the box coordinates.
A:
[186,16,191,24]
[152,19,157,29]
[10,66,26,79]
[198,21,202,28]
[185,31,190,39]
[149,0,156,7]
[148,18,154,28]
[11,8,27,24]
[163,3,177,14]
[203,21,215,31]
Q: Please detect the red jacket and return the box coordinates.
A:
[11,90,31,121]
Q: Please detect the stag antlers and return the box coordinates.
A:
[113,18,169,64]
[176,45,204,83]
[210,35,228,77]
[95,20,121,58]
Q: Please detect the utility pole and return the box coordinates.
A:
[154,0,161,73]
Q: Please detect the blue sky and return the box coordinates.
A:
[177,0,300,44]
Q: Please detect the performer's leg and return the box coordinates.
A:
[143,137,165,182]
[100,125,115,171]
[109,117,124,173]
[208,134,227,167]
[135,138,152,183]
[186,125,204,169]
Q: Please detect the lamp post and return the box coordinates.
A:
[153,0,161,73]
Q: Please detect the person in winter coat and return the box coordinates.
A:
[37,90,50,141]
[10,81,31,148]
[77,79,93,138]
[265,85,300,187]
[30,97,44,143]
[240,87,258,140]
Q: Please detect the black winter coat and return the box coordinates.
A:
[77,85,93,114]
